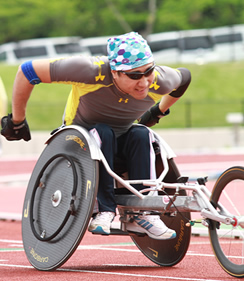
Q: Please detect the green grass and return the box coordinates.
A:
[0,63,71,130]
[1,61,244,130]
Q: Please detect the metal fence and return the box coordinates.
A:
[162,99,244,129]
[6,99,244,131]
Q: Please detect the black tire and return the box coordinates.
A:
[209,166,244,278]
[22,127,99,271]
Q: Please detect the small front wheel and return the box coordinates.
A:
[209,166,244,278]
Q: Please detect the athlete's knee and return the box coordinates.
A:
[89,124,116,151]
[91,123,115,139]
[128,126,150,144]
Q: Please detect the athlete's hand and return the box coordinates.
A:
[1,113,31,141]
[138,104,170,127]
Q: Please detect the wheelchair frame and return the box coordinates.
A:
[22,125,244,277]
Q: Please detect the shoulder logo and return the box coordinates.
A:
[150,70,160,90]
[94,61,105,81]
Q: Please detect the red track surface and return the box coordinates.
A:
[0,153,243,280]
[0,220,237,281]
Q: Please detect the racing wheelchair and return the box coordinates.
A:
[22,125,244,278]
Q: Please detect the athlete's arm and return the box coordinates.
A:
[138,67,191,127]
[159,67,191,113]
[12,59,51,124]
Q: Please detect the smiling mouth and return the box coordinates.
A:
[133,89,148,99]
[136,88,147,93]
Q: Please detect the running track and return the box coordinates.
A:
[0,153,243,280]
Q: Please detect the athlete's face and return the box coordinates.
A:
[112,63,155,100]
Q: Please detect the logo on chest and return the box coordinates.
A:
[118,98,129,103]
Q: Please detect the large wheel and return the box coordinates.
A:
[130,211,191,266]
[130,157,191,266]
[22,127,99,271]
[209,166,244,278]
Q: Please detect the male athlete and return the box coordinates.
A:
[1,32,191,240]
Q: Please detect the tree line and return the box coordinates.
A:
[1,0,244,44]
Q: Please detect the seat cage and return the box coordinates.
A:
[48,125,177,199]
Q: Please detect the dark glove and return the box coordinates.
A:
[1,113,31,141]
[138,103,170,127]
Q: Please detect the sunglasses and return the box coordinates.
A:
[120,63,155,80]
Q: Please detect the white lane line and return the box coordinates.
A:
[0,213,22,221]
[0,239,216,258]
[78,245,217,257]
[0,263,223,281]
[0,249,23,252]
[0,174,30,183]
[0,239,23,243]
